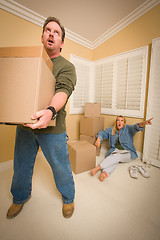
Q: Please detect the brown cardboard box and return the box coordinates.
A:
[80,116,104,137]
[0,46,56,125]
[80,134,101,156]
[68,140,96,174]
[84,102,101,118]
[80,134,96,144]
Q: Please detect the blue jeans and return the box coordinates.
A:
[11,127,75,205]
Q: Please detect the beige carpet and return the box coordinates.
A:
[0,143,160,240]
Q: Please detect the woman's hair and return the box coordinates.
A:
[42,16,65,42]
[112,115,126,135]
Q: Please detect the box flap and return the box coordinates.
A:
[0,46,53,72]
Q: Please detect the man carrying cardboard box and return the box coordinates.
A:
[7,17,76,219]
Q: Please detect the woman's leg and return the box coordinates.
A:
[119,152,131,163]
[101,152,131,177]
[91,153,120,178]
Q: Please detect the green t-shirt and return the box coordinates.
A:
[19,55,76,134]
[115,137,124,150]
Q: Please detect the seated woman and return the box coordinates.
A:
[91,115,153,181]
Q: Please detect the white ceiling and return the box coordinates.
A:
[5,0,151,41]
[1,0,159,47]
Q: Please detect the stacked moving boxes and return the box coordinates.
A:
[68,103,104,174]
[80,103,104,156]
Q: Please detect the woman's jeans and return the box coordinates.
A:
[11,127,75,205]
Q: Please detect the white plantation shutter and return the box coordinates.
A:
[143,38,160,167]
[82,64,91,105]
[70,55,91,114]
[70,46,148,118]
[72,62,83,108]
[116,58,128,110]
[127,55,143,110]
[94,64,102,103]
[101,62,113,108]
[94,59,114,112]
[116,55,143,111]
[114,47,148,117]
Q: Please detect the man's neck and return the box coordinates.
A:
[47,52,60,59]
[43,45,60,59]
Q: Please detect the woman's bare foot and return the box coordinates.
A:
[91,166,101,176]
[91,169,97,176]
[99,171,108,182]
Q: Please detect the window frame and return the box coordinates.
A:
[70,46,148,118]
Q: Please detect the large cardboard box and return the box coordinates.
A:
[80,134,101,156]
[84,102,101,118]
[0,46,56,125]
[80,134,95,145]
[68,140,96,174]
[80,116,104,137]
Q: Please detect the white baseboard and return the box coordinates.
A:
[0,150,142,172]
[137,151,142,160]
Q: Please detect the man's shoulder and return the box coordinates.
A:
[53,56,75,69]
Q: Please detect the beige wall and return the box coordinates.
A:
[93,4,160,60]
[0,4,160,163]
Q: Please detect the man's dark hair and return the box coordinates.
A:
[42,17,65,42]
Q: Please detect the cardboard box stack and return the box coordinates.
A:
[68,103,103,174]
[80,103,104,156]
[0,46,56,126]
[68,140,96,174]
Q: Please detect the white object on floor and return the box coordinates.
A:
[128,166,139,179]
[135,165,150,178]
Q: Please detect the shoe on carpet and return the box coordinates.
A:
[128,166,138,179]
[135,165,150,178]
[6,203,24,219]
[62,202,74,218]
[6,196,31,219]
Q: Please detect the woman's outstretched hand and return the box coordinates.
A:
[139,118,153,128]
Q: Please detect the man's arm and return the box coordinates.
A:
[25,92,67,129]
[49,92,68,112]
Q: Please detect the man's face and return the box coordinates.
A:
[116,117,125,130]
[41,21,64,57]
